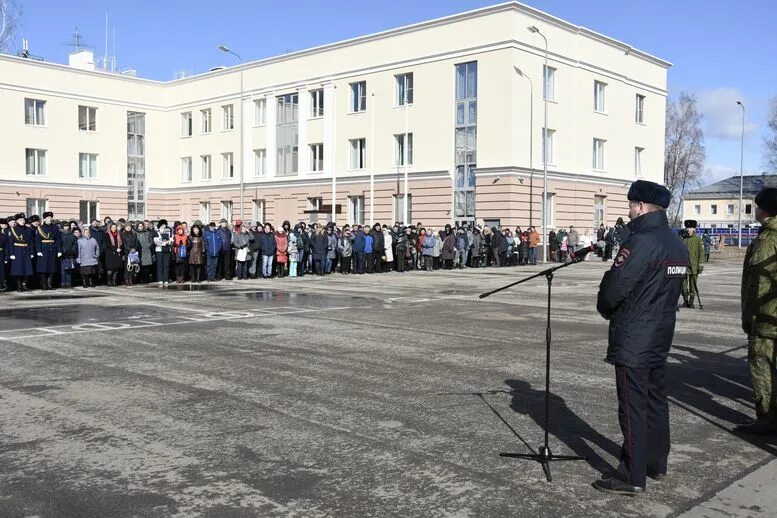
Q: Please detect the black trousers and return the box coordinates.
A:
[340,256,351,274]
[615,364,670,488]
[218,250,232,279]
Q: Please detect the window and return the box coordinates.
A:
[634,147,644,176]
[543,66,556,101]
[694,205,701,215]
[79,153,98,179]
[201,109,212,134]
[593,139,606,170]
[396,73,414,106]
[746,204,752,215]
[222,152,234,179]
[25,148,47,176]
[454,61,478,222]
[349,195,365,225]
[79,200,98,223]
[711,204,718,215]
[221,200,233,222]
[310,89,324,118]
[395,133,414,166]
[543,128,555,165]
[307,197,323,224]
[545,192,555,228]
[253,199,266,224]
[27,198,47,216]
[181,157,192,183]
[350,138,367,169]
[727,204,735,215]
[25,98,46,125]
[78,106,97,131]
[594,195,606,228]
[350,81,367,112]
[254,149,266,177]
[127,112,146,221]
[635,94,645,124]
[201,155,211,180]
[255,99,266,126]
[394,194,412,225]
[276,93,299,176]
[200,202,210,223]
[310,143,324,172]
[222,104,234,130]
[594,81,607,113]
[181,112,193,137]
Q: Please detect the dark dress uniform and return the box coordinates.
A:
[34,217,62,290]
[0,220,8,290]
[596,182,689,493]
[8,221,35,291]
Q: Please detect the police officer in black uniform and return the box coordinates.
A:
[594,180,689,495]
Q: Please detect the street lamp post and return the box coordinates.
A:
[403,92,410,226]
[218,45,244,220]
[736,101,745,248]
[528,25,548,263]
[514,67,533,228]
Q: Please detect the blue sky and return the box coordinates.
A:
[9,0,777,185]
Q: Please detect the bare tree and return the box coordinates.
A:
[664,92,706,225]
[765,96,777,173]
[0,0,21,53]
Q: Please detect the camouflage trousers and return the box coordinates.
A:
[682,274,698,305]
[748,335,777,425]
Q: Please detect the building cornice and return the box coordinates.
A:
[475,166,634,188]
[0,179,127,192]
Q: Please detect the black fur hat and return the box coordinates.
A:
[755,187,777,217]
[683,220,698,229]
[627,180,671,209]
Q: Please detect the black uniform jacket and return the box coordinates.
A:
[597,210,689,369]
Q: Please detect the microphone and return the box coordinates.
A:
[569,240,606,261]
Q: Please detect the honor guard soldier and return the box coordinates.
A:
[8,213,35,292]
[680,219,704,309]
[34,211,62,290]
[738,187,777,435]
[0,217,8,291]
[594,180,689,495]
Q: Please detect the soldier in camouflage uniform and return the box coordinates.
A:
[738,187,777,435]
[680,220,704,308]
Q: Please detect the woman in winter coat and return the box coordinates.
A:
[421,229,436,271]
[433,230,443,270]
[259,224,276,279]
[441,230,456,269]
[338,229,354,274]
[120,222,140,286]
[275,229,289,278]
[470,228,483,268]
[136,222,155,283]
[288,231,299,277]
[104,223,124,286]
[59,224,79,288]
[231,221,252,280]
[76,227,100,288]
[188,224,206,283]
[153,219,173,287]
[383,228,394,270]
[173,224,190,283]
[325,227,337,274]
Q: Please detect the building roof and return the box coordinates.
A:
[684,175,777,199]
[0,1,671,85]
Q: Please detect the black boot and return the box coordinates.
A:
[39,274,48,290]
[16,279,24,292]
[46,275,53,290]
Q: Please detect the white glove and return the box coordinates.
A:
[57,252,62,257]
[37,252,43,257]
[9,255,15,260]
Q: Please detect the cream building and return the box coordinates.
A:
[682,175,777,228]
[0,1,669,230]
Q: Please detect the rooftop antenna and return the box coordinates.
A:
[103,14,109,70]
[62,27,91,52]
[112,27,116,72]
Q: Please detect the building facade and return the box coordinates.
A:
[682,175,777,228]
[0,2,669,229]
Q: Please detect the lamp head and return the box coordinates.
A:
[528,26,540,33]
[736,101,743,107]
[217,45,230,53]
[514,66,524,77]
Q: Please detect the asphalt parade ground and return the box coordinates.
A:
[0,254,774,517]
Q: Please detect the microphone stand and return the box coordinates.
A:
[480,254,588,482]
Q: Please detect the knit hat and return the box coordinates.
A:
[157,219,168,228]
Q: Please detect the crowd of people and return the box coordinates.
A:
[0,211,631,292]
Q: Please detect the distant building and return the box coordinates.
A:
[682,175,777,228]
[0,1,669,228]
